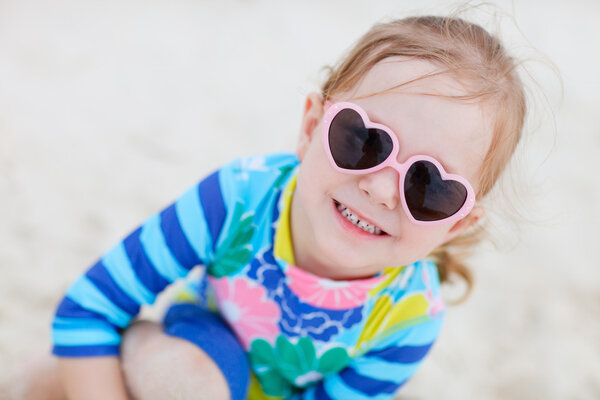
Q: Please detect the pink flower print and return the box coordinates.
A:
[425,289,445,315]
[422,267,445,315]
[210,277,281,349]
[285,264,385,310]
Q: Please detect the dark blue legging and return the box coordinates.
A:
[163,304,250,400]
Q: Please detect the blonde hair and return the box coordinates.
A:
[321,16,526,298]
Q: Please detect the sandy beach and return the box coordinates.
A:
[1,0,598,398]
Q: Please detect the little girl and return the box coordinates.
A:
[34,14,525,400]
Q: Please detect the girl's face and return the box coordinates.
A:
[291,58,493,280]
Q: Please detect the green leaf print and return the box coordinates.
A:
[249,336,351,397]
[317,347,349,374]
[297,337,316,371]
[276,336,301,370]
[251,339,277,367]
[272,165,295,189]
[210,202,256,278]
[260,370,290,397]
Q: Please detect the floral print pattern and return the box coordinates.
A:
[210,277,280,349]
[247,248,364,342]
[285,263,386,310]
[355,293,430,352]
[422,267,445,315]
[210,202,256,278]
[249,335,350,397]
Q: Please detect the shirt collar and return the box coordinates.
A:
[273,172,297,265]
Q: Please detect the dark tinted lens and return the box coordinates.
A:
[404,161,468,221]
[328,108,393,170]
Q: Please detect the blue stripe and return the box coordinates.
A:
[347,357,418,383]
[53,316,119,331]
[123,228,170,295]
[270,189,283,241]
[53,344,119,357]
[65,277,131,327]
[339,368,399,396]
[367,342,433,363]
[174,184,212,263]
[52,327,121,347]
[198,171,226,251]
[85,260,141,316]
[102,241,156,304]
[370,315,443,350]
[55,297,114,325]
[161,204,203,268]
[323,375,377,400]
[140,213,190,281]
[314,384,333,400]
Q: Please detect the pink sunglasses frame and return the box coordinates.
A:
[321,101,476,226]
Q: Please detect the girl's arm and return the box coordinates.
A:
[52,170,228,374]
[58,357,130,400]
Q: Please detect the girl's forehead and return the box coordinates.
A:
[346,56,469,99]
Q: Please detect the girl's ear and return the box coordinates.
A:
[297,92,324,160]
[444,206,485,241]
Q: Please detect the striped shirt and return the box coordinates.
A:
[52,153,445,399]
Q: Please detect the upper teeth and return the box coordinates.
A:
[336,203,383,235]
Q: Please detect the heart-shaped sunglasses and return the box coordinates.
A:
[321,101,476,226]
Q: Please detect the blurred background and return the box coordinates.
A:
[0,0,598,398]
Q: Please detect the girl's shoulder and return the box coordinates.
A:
[224,152,299,179]
[371,259,445,317]
[216,152,299,207]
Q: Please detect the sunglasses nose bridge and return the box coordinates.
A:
[380,158,412,214]
[383,158,407,188]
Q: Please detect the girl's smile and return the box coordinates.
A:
[333,199,387,238]
[334,199,387,236]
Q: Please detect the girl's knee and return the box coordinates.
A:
[121,321,161,357]
[163,305,250,400]
[120,320,230,400]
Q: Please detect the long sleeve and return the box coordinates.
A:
[52,169,227,357]
[293,314,443,400]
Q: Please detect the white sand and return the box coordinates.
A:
[1,0,598,398]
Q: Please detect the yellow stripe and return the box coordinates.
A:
[273,174,297,265]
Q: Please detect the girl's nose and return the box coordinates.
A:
[357,167,400,210]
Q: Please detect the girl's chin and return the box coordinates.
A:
[309,241,380,280]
